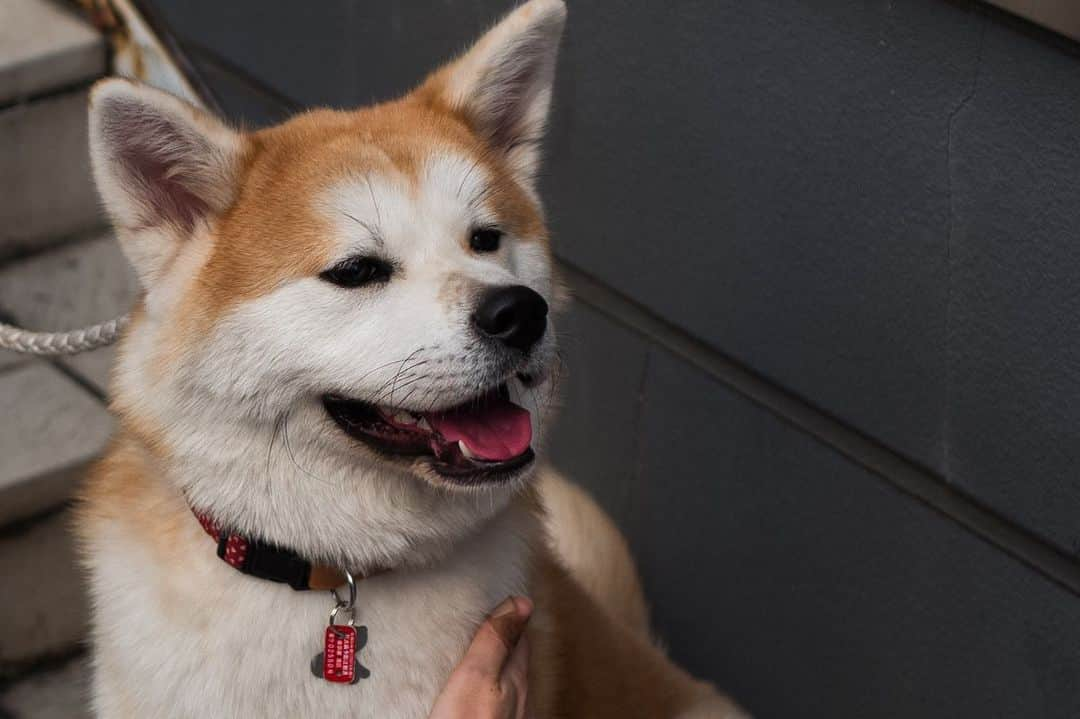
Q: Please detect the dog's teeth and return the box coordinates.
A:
[393,410,417,425]
[416,418,432,431]
[458,440,478,460]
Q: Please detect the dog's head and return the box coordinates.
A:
[88,1,567,564]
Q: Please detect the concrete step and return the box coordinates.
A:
[0,89,104,259]
[0,233,139,394]
[0,345,26,373]
[0,654,90,718]
[0,0,104,104]
[0,0,105,257]
[0,509,90,672]
[0,361,110,671]
[0,0,120,690]
[0,362,114,527]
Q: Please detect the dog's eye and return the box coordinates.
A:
[469,227,502,253]
[320,256,392,288]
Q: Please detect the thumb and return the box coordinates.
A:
[459,596,534,678]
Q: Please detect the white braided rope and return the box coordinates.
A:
[0,315,131,356]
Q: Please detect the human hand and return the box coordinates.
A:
[428,596,534,719]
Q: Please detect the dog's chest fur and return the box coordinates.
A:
[79,439,540,719]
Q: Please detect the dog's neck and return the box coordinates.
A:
[112,314,547,581]
[86,426,543,716]
[141,408,534,569]
[115,393,532,583]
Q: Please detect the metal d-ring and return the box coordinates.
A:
[331,569,356,609]
[328,603,356,628]
[328,570,357,628]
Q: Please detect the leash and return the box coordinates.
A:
[0,314,131,355]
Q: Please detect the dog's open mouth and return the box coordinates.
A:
[323,385,534,484]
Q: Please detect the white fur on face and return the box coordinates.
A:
[191,151,557,415]
[114,150,560,573]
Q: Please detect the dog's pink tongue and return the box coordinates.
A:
[426,397,532,461]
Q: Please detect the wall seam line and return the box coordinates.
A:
[132,19,1080,597]
[558,257,1080,598]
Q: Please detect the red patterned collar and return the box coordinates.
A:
[193,509,349,591]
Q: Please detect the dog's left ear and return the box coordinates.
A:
[418,0,566,190]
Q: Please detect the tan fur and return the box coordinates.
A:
[540,471,651,636]
[141,99,548,386]
[193,101,545,324]
[530,554,745,719]
[75,433,212,614]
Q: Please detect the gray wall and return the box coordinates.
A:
[149,1,1080,716]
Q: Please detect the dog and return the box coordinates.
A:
[75,1,745,716]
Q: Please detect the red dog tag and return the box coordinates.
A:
[322,625,357,683]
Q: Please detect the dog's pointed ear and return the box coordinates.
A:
[88,79,246,284]
[417,0,566,190]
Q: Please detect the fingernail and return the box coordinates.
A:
[492,596,518,619]
[490,596,531,648]
[512,595,534,619]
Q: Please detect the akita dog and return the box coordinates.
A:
[76,1,744,716]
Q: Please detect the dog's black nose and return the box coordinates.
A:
[472,285,548,352]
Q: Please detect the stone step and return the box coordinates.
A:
[0,89,105,259]
[0,654,90,718]
[0,361,110,671]
[0,0,105,257]
[0,232,125,673]
[0,233,139,394]
[0,0,104,104]
[0,362,114,527]
[0,344,26,373]
[0,509,90,673]
[0,0,120,693]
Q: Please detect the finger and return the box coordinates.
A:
[460,596,533,679]
[489,596,533,651]
[502,633,530,718]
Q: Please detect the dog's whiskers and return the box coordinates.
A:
[372,373,432,409]
[364,172,383,227]
[457,157,483,201]
[264,412,287,499]
[389,348,428,405]
[347,352,432,391]
[281,410,336,487]
[366,347,429,406]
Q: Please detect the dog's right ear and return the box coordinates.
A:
[88,79,245,285]
[415,0,566,193]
